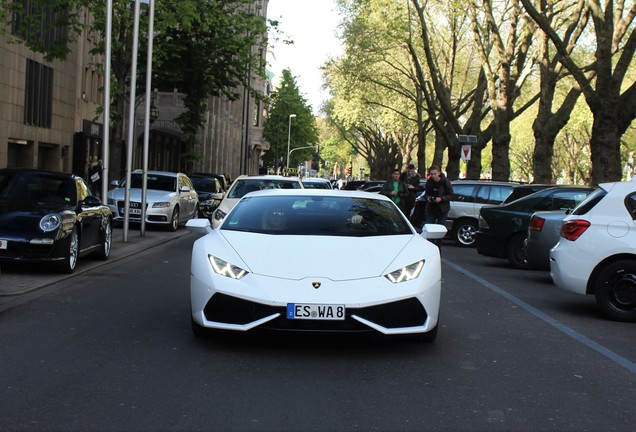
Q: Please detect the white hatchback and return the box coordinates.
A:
[550,181,636,322]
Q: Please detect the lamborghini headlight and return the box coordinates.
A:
[385,260,424,283]
[208,255,248,279]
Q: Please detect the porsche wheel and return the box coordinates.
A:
[169,206,180,231]
[594,260,636,322]
[60,226,79,274]
[94,219,112,260]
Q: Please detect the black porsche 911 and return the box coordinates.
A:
[0,169,113,273]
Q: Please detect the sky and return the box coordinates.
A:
[266,0,344,115]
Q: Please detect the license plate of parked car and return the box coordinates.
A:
[286,303,345,320]
[0,239,7,249]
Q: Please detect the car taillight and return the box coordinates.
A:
[560,219,590,241]
[529,215,545,232]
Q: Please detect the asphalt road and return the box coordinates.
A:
[0,235,634,431]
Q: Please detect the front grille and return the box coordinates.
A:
[203,294,427,332]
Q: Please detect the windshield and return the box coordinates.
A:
[123,173,177,192]
[222,195,412,237]
[0,171,77,204]
[190,177,219,193]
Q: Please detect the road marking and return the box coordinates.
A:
[444,260,636,375]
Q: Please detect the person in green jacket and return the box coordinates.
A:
[380,169,409,215]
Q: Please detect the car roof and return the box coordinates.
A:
[132,170,183,177]
[0,168,76,178]
[450,179,521,186]
[234,174,301,181]
[243,188,393,201]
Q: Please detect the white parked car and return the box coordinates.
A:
[211,175,303,228]
[107,170,199,231]
[550,181,636,322]
[187,189,447,342]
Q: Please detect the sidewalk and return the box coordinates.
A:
[0,226,193,297]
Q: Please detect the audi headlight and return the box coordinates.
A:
[208,255,248,279]
[39,214,62,232]
[152,202,170,208]
[385,260,424,283]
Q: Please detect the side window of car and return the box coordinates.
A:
[488,186,514,204]
[626,192,636,220]
[453,184,476,203]
[551,191,583,210]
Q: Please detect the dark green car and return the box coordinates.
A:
[476,186,594,269]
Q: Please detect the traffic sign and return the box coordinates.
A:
[461,145,471,161]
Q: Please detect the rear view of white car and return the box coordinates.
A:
[550,181,636,322]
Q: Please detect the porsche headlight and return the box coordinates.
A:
[385,260,424,283]
[208,255,248,279]
[39,214,62,232]
[152,202,170,208]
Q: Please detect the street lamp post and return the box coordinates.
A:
[286,114,297,169]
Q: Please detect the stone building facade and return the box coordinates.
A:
[1,1,270,186]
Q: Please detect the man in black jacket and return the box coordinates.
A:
[423,165,453,248]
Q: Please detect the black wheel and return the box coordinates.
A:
[169,206,180,231]
[191,317,209,338]
[506,233,532,269]
[413,324,438,343]
[94,219,112,260]
[60,226,79,274]
[454,220,478,247]
[594,260,636,322]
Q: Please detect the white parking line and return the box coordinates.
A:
[444,260,636,375]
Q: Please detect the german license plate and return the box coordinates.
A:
[121,208,141,215]
[0,239,7,249]
[286,303,345,320]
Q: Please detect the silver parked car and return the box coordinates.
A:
[107,170,199,231]
[445,180,517,247]
[524,210,571,270]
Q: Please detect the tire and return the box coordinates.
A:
[169,206,180,232]
[506,233,532,269]
[454,220,478,247]
[60,226,79,274]
[94,219,112,260]
[414,324,438,343]
[191,317,208,337]
[594,260,636,322]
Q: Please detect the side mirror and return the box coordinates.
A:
[180,185,191,193]
[420,223,447,240]
[82,196,102,207]
[186,218,212,234]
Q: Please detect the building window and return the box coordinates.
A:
[11,0,68,51]
[24,59,53,128]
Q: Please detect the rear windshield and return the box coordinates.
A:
[571,188,605,216]
[228,179,302,199]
